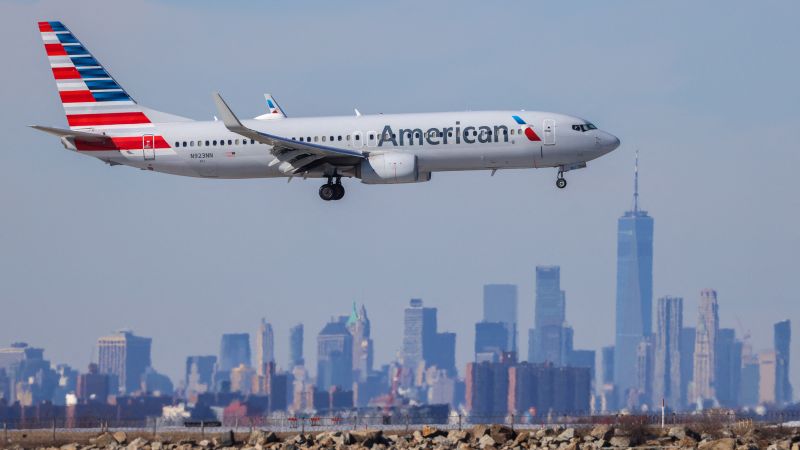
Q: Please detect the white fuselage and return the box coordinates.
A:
[83,110,619,180]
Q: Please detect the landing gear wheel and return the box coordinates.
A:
[332,183,345,200]
[556,177,567,189]
[319,184,336,201]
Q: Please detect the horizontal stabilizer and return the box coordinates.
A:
[29,124,110,143]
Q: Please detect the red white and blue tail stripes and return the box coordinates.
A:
[512,115,541,141]
[38,21,154,131]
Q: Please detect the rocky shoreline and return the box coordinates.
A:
[3,423,800,450]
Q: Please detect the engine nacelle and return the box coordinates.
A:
[358,152,431,184]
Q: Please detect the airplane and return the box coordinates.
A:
[32,21,620,201]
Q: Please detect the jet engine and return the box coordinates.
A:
[358,152,431,184]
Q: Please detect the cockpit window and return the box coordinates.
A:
[572,123,598,132]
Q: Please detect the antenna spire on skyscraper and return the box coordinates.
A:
[634,150,640,212]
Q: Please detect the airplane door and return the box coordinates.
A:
[142,134,156,160]
[543,120,555,145]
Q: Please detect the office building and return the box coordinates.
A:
[483,284,518,353]
[255,319,275,376]
[402,299,456,377]
[692,289,719,404]
[679,328,695,408]
[219,333,251,372]
[530,266,568,365]
[614,153,654,404]
[97,330,151,395]
[317,318,353,390]
[759,350,777,405]
[475,322,509,362]
[774,320,792,405]
[653,296,682,409]
[346,303,374,382]
[715,328,742,408]
[185,356,216,395]
[289,324,304,369]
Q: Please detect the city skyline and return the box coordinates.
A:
[2,0,799,403]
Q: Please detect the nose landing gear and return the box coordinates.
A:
[319,176,345,201]
[556,171,567,189]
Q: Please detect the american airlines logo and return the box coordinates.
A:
[377,116,541,147]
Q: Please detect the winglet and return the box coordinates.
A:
[212,92,246,132]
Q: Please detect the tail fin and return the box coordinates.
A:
[254,93,287,120]
[38,21,190,130]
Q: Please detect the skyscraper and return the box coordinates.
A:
[346,303,374,382]
[185,355,216,395]
[679,327,695,408]
[402,299,437,371]
[601,346,615,385]
[614,152,654,404]
[483,284,518,354]
[531,266,568,365]
[97,330,151,395]
[692,289,719,405]
[714,328,742,408]
[653,296,682,409]
[219,333,251,372]
[758,350,777,405]
[289,324,304,369]
[317,318,353,390]
[475,322,509,362]
[255,319,275,376]
[774,320,792,405]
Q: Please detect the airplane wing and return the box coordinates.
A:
[213,93,364,175]
[29,125,112,143]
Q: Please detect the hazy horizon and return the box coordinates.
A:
[1,0,798,394]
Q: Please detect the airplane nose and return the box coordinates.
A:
[601,132,620,153]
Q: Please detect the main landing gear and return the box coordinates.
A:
[556,171,567,189]
[319,176,345,201]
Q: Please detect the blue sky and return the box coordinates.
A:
[1,1,798,393]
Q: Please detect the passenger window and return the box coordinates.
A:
[250,139,255,144]
[510,129,515,135]
[174,142,179,147]
[346,135,350,141]
[355,135,360,140]
[306,137,311,141]
[369,134,374,140]
[235,139,239,145]
[190,141,195,147]
[243,140,247,145]
[227,140,232,145]
[314,136,318,142]
[330,136,334,141]
[322,136,326,142]
[205,140,210,146]
[338,136,342,141]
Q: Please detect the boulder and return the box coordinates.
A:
[589,425,613,441]
[113,432,128,445]
[126,438,148,450]
[471,425,491,438]
[478,434,497,449]
[150,442,162,450]
[697,438,736,450]
[669,426,701,441]
[447,430,471,444]
[556,428,576,442]
[422,427,446,439]
[608,436,631,448]
[197,440,210,448]
[94,433,115,447]
[511,431,529,447]
[488,425,516,444]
